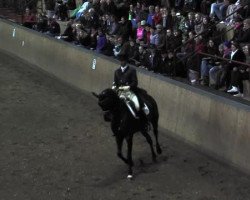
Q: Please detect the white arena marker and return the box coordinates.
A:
[22,41,25,46]
[92,58,96,70]
[12,28,16,37]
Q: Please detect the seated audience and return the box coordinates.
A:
[23,7,37,29]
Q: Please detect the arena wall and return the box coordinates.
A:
[1,19,250,174]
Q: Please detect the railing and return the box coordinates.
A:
[199,52,250,67]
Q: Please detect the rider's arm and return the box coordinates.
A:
[128,68,138,90]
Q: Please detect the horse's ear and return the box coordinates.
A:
[92,92,99,99]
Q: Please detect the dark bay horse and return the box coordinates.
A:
[93,88,162,179]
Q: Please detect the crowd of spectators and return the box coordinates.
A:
[20,0,250,98]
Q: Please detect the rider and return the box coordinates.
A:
[112,55,149,124]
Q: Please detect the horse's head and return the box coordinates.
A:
[92,88,119,112]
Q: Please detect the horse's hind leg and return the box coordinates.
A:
[152,121,162,154]
[141,130,157,162]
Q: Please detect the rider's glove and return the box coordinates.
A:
[112,85,117,90]
[119,86,130,90]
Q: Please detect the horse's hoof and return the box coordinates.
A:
[127,174,133,180]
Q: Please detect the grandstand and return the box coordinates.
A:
[1,0,249,100]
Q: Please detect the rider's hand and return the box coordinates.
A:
[112,85,117,90]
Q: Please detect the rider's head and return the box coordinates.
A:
[119,55,128,67]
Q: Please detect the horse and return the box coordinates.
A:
[92,88,162,179]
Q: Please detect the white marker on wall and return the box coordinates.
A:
[12,28,16,37]
[92,58,96,70]
[22,41,25,46]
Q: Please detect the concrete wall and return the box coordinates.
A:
[1,19,250,174]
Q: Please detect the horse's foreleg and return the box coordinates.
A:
[126,136,134,179]
[116,136,128,164]
[141,130,157,162]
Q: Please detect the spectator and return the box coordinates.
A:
[60,20,75,42]
[128,4,136,21]
[184,12,195,33]
[117,16,132,41]
[172,29,183,51]
[228,43,250,97]
[146,6,155,27]
[194,13,203,34]
[133,45,148,67]
[187,35,206,84]
[102,35,115,56]
[160,50,179,76]
[165,29,174,50]
[55,0,68,21]
[209,43,228,88]
[102,0,117,16]
[46,18,61,37]
[67,0,77,11]
[200,39,219,85]
[23,7,37,29]
[199,16,214,38]
[136,20,147,44]
[225,0,242,24]
[147,48,162,72]
[161,7,171,29]
[138,3,148,22]
[200,0,214,15]
[184,0,202,11]
[75,29,90,46]
[176,31,195,64]
[96,28,107,53]
[234,18,250,43]
[80,8,99,29]
[113,36,130,58]
[159,51,168,75]
[87,27,98,49]
[210,0,229,21]
[144,24,151,45]
[153,6,163,26]
[149,26,157,46]
[226,42,246,93]
[154,24,166,50]
[34,13,48,32]
[237,0,250,18]
[92,0,101,15]
[168,8,179,30]
[75,0,92,20]
[175,0,185,9]
[127,40,138,64]
[177,11,187,33]
[107,15,119,35]
[134,2,141,16]
[231,17,244,41]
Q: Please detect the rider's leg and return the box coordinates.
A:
[130,94,140,112]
